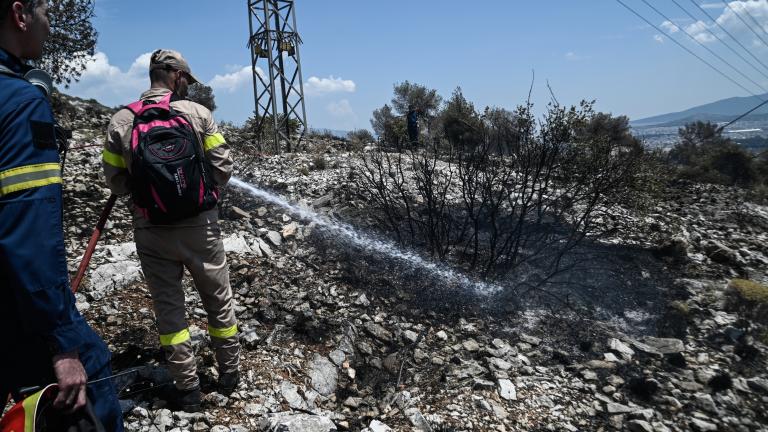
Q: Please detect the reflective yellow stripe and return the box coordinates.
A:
[203,133,226,151]
[22,386,47,432]
[159,328,191,346]
[0,162,59,179]
[0,163,61,196]
[1,177,62,196]
[208,324,238,339]
[102,148,127,168]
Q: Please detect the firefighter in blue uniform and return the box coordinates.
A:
[407,104,420,147]
[0,1,123,429]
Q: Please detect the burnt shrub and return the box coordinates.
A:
[356,98,663,299]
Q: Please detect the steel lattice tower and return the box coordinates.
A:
[247,0,307,153]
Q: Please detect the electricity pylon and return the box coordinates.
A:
[247,0,308,153]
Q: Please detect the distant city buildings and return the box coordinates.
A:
[632,119,767,151]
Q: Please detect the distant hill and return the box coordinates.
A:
[632,93,768,126]
[650,112,768,128]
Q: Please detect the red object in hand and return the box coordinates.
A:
[71,194,117,293]
[0,384,58,432]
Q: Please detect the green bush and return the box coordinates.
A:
[311,155,327,170]
[729,279,768,303]
[308,129,344,141]
[669,121,763,188]
[711,145,757,186]
[347,129,374,151]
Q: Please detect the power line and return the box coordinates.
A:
[724,0,768,49]
[688,0,768,79]
[739,0,768,40]
[671,0,768,82]
[614,0,765,100]
[639,0,768,95]
[717,97,768,132]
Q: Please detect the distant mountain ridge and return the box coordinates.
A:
[632,93,768,126]
[649,113,768,129]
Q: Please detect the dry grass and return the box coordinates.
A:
[725,278,768,325]
[728,279,768,304]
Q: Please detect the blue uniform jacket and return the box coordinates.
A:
[407,110,418,129]
[0,47,87,355]
[0,49,124,432]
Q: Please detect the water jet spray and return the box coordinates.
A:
[230,177,505,296]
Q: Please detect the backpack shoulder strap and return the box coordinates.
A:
[124,100,143,115]
[126,92,173,116]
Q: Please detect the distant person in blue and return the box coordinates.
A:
[0,0,123,429]
[407,104,420,147]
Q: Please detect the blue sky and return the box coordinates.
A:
[63,0,768,131]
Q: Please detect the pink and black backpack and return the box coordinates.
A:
[126,93,218,223]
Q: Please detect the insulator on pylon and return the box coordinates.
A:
[247,0,308,153]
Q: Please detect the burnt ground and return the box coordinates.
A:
[36,107,768,431]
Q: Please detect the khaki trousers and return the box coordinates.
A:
[134,223,240,390]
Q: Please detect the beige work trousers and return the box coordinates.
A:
[134,223,240,391]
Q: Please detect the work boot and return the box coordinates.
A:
[218,371,240,396]
[171,386,201,412]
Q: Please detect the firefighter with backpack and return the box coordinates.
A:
[0,1,123,430]
[103,49,239,412]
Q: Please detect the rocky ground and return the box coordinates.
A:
[45,94,768,431]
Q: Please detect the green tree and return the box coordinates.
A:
[439,87,482,149]
[670,121,727,166]
[40,0,98,86]
[371,103,406,147]
[482,107,520,155]
[371,81,442,148]
[371,104,395,137]
[390,80,442,117]
[575,112,638,148]
[187,83,217,112]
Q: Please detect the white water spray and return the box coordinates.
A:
[230,177,503,296]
